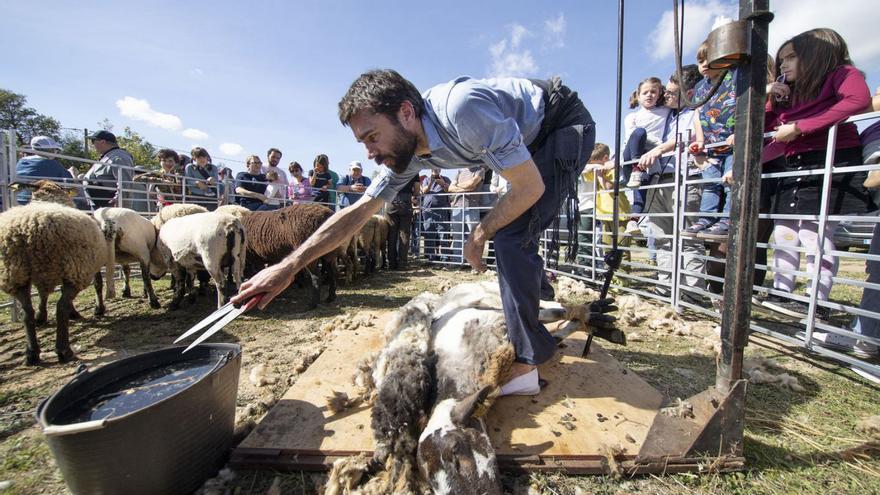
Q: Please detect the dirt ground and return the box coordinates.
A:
[1,262,879,495]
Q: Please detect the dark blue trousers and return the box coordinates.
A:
[495,123,595,365]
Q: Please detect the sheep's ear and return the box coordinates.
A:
[451,385,494,425]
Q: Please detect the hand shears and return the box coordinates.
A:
[174,294,264,353]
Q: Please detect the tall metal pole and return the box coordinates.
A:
[716,0,771,393]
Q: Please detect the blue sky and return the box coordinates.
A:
[4,0,878,176]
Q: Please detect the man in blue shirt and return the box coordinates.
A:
[234,69,596,395]
[15,136,75,205]
[337,160,371,207]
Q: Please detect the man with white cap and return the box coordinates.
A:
[336,160,371,207]
[15,136,75,205]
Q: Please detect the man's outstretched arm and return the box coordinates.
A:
[232,195,385,308]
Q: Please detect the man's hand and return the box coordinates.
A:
[352,183,366,193]
[638,147,663,168]
[463,227,487,272]
[196,180,207,190]
[774,123,802,143]
[231,260,297,309]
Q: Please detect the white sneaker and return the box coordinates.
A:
[797,331,857,352]
[500,368,541,396]
[624,220,640,235]
[627,171,643,188]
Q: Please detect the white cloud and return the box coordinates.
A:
[646,0,738,62]
[488,23,538,78]
[115,96,182,131]
[182,128,209,140]
[544,13,566,49]
[190,68,204,77]
[219,143,243,156]
[768,0,880,70]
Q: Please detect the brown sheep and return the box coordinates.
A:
[242,203,337,309]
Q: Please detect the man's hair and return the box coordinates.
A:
[157,148,179,162]
[191,146,210,159]
[590,143,611,162]
[669,64,702,93]
[314,154,329,168]
[696,40,709,63]
[267,147,282,158]
[246,154,262,166]
[338,69,424,126]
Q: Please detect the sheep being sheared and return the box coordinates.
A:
[325,281,616,495]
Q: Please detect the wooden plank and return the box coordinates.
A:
[235,314,665,467]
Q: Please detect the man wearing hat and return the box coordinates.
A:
[336,160,371,207]
[15,136,75,205]
[83,130,135,208]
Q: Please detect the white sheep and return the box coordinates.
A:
[0,181,107,364]
[93,207,162,308]
[150,212,246,309]
[150,202,208,229]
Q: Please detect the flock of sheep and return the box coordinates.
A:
[0,180,394,365]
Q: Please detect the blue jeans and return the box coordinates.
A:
[450,206,480,264]
[696,154,733,226]
[623,127,649,214]
[422,208,449,260]
[852,223,880,339]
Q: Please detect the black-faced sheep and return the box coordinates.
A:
[94,207,162,309]
[0,181,107,364]
[242,204,337,309]
[150,212,246,310]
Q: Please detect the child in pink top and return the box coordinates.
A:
[760,28,874,320]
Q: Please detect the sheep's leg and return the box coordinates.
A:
[69,306,83,320]
[306,267,320,310]
[205,264,228,309]
[167,266,187,310]
[197,270,209,297]
[187,272,200,304]
[140,261,161,309]
[104,247,117,299]
[93,272,106,316]
[121,264,132,298]
[325,258,337,303]
[16,286,40,365]
[55,282,77,363]
[35,290,49,326]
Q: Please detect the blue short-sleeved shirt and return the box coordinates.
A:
[338,174,372,205]
[365,76,545,202]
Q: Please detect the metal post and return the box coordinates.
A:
[2,130,21,322]
[716,0,771,394]
[671,133,684,311]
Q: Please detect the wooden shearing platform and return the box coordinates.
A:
[231,315,745,475]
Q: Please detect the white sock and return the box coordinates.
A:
[500,368,540,396]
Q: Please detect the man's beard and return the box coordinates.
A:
[375,121,418,174]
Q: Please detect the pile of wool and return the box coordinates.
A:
[319,312,375,335]
[556,276,600,303]
[743,358,805,392]
[857,415,880,439]
[616,295,645,326]
[248,363,277,387]
[194,467,236,495]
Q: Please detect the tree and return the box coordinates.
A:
[0,89,61,144]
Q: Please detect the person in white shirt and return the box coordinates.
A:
[262,147,289,198]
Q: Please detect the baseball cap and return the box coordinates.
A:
[88,130,118,143]
[349,160,363,169]
[29,135,62,151]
